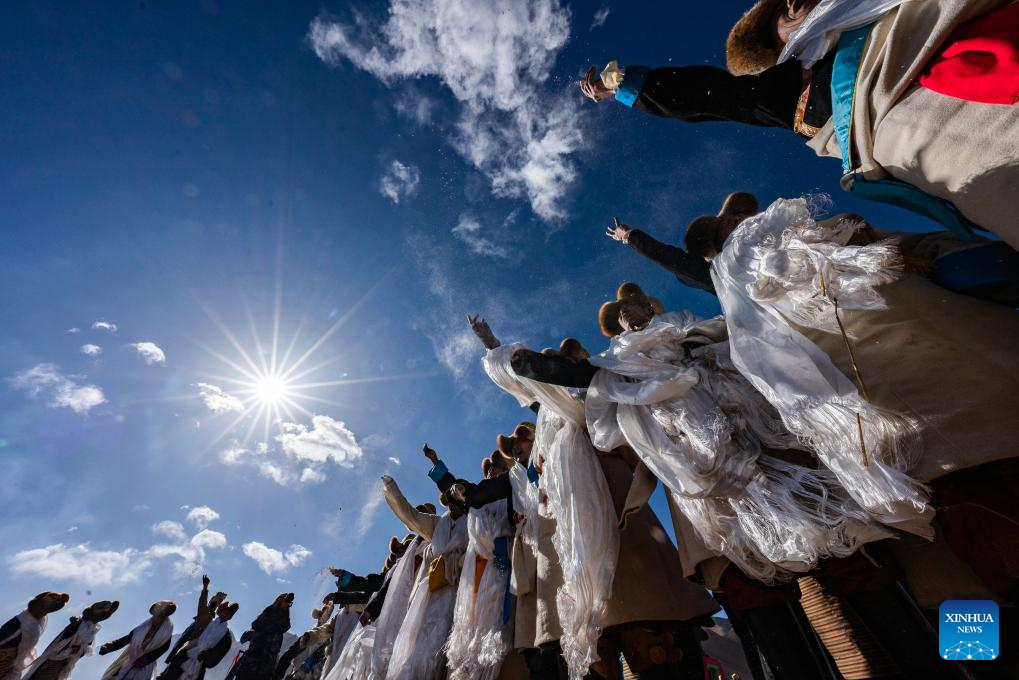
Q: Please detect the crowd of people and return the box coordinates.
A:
[5,1,1018,679]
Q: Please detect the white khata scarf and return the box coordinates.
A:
[484,344,619,680]
[710,197,933,537]
[179,618,230,680]
[1,611,47,679]
[100,615,173,680]
[23,618,92,680]
[586,312,891,583]
[778,0,909,68]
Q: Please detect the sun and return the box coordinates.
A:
[253,374,289,405]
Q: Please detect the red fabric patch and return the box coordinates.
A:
[919,2,1019,105]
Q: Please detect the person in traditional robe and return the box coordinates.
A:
[99,601,176,680]
[605,192,1019,308]
[319,599,360,679]
[23,601,119,680]
[466,322,723,680]
[424,452,516,680]
[159,575,226,680]
[587,282,973,680]
[704,194,1019,669]
[276,601,333,680]
[161,577,227,680]
[0,592,70,680]
[581,1,1019,249]
[176,601,237,680]
[229,595,292,680]
[369,530,427,680]
[381,476,471,680]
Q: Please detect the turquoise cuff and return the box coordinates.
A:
[337,571,352,589]
[427,460,449,483]
[615,66,650,108]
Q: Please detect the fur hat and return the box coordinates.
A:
[598,283,665,337]
[415,502,437,515]
[30,592,70,614]
[149,600,177,616]
[497,422,536,459]
[727,0,783,75]
[82,600,119,623]
[685,192,760,259]
[540,338,590,361]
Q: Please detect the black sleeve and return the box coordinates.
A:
[429,462,512,509]
[339,573,384,593]
[363,581,390,623]
[274,640,302,680]
[0,618,21,649]
[632,61,802,129]
[334,591,374,606]
[626,229,716,294]
[168,621,197,659]
[202,632,234,670]
[101,634,133,654]
[510,350,597,388]
[135,636,172,667]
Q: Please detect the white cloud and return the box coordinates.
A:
[7,544,151,587]
[66,328,81,334]
[128,342,166,365]
[80,344,102,356]
[451,213,509,258]
[9,363,106,414]
[191,529,228,550]
[92,320,118,332]
[151,520,188,543]
[276,415,363,467]
[393,89,436,125]
[220,446,248,464]
[242,542,312,574]
[258,461,292,486]
[300,467,327,484]
[186,506,220,529]
[308,0,585,222]
[378,160,421,204]
[196,383,244,414]
[590,6,610,30]
[387,457,402,466]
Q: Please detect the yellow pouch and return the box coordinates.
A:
[428,557,449,592]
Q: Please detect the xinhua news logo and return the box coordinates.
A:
[939,600,999,661]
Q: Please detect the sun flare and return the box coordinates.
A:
[253,374,289,405]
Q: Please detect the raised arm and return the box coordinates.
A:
[467,315,501,350]
[607,218,715,294]
[581,60,802,129]
[423,445,512,509]
[381,475,439,541]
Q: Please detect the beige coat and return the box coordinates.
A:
[510,506,564,649]
[599,450,720,625]
[808,0,1019,247]
[799,273,1019,484]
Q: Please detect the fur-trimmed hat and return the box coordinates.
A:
[727,0,783,75]
[415,502,437,515]
[540,338,590,361]
[685,192,760,259]
[497,422,536,459]
[598,283,665,337]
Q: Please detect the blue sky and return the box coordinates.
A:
[1,2,937,676]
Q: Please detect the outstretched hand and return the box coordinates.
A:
[605,216,631,243]
[467,315,500,350]
[202,574,210,588]
[580,66,614,102]
[422,444,439,465]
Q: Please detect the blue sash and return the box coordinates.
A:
[831,25,980,241]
